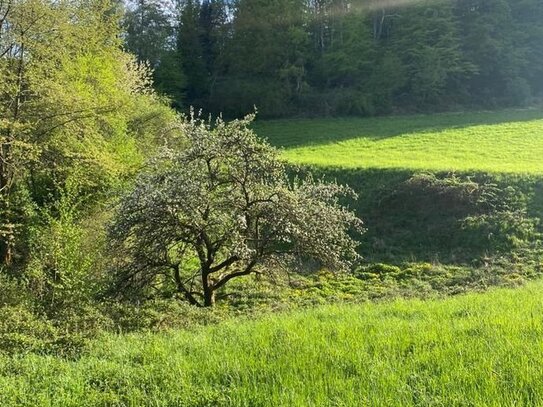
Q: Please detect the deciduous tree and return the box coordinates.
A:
[109,114,363,307]
[0,0,175,270]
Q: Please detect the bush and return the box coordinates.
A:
[103,299,226,333]
[355,263,402,280]
[0,306,58,354]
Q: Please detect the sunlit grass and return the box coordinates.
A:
[255,109,543,173]
[4,109,543,406]
[2,281,543,406]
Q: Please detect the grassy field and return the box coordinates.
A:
[2,281,543,406]
[4,109,542,406]
[254,109,543,173]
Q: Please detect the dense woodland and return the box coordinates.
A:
[125,0,543,118]
[0,0,181,345]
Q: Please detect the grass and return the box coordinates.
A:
[254,108,543,173]
[2,280,543,406]
[4,109,543,406]
[300,169,543,264]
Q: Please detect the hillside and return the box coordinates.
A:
[255,109,543,173]
[253,109,543,270]
[2,281,543,406]
[3,0,543,405]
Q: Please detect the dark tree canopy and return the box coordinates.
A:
[123,0,543,118]
[123,0,174,69]
[109,114,363,306]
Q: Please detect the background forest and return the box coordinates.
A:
[125,0,543,118]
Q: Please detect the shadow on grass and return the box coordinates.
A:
[297,166,543,266]
[254,108,543,148]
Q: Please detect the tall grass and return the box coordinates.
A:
[255,108,543,173]
[2,281,543,406]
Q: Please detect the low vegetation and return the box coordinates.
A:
[2,281,543,406]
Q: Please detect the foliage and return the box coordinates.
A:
[0,0,177,269]
[109,114,363,306]
[123,0,174,69]
[122,0,188,107]
[0,0,179,356]
[303,168,542,264]
[0,305,58,354]
[124,0,543,118]
[24,177,102,311]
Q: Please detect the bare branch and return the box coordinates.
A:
[209,256,239,274]
[172,264,202,307]
[212,259,258,291]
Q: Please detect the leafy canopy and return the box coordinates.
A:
[109,114,363,306]
[0,0,177,315]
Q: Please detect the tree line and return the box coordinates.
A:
[124,0,543,118]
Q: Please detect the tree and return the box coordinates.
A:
[212,0,310,117]
[123,0,174,69]
[121,0,543,117]
[153,49,187,108]
[308,4,377,115]
[454,0,526,105]
[177,0,208,105]
[123,0,187,106]
[509,0,543,96]
[197,0,229,104]
[389,0,471,108]
[109,114,363,307]
[0,0,175,272]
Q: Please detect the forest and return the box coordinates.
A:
[2,0,543,405]
[125,0,543,118]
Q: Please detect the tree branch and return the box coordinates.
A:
[172,263,202,307]
[209,255,239,273]
[212,259,258,291]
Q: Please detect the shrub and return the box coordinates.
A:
[0,306,58,354]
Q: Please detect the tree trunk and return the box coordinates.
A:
[0,40,24,268]
[202,270,215,307]
[0,143,14,267]
[203,287,215,307]
[0,229,13,266]
[172,264,202,306]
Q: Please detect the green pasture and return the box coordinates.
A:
[255,109,543,173]
[2,281,543,406]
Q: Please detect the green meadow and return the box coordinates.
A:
[255,109,543,173]
[3,109,543,406]
[2,281,543,406]
[4,0,543,403]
